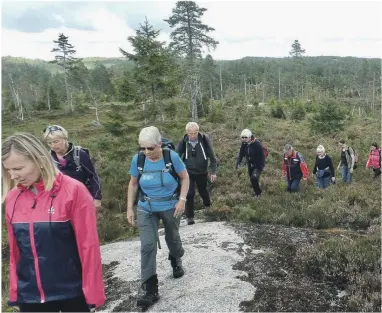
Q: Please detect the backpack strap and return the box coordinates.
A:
[73,146,81,170]
[163,148,180,186]
[137,151,146,186]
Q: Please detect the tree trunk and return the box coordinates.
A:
[219,67,223,101]
[47,88,51,111]
[278,68,281,101]
[63,57,72,112]
[86,83,100,123]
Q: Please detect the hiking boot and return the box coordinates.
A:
[168,254,185,278]
[137,274,160,307]
[187,218,195,225]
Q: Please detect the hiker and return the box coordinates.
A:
[2,133,105,312]
[312,145,335,189]
[366,142,381,178]
[337,139,355,183]
[42,125,102,211]
[282,144,309,193]
[126,126,189,308]
[176,122,218,225]
[236,129,265,197]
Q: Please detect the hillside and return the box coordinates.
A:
[1,101,381,311]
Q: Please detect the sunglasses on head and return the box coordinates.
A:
[42,125,62,134]
[241,136,248,139]
[139,146,156,151]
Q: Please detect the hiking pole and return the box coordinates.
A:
[148,202,162,250]
[152,216,162,249]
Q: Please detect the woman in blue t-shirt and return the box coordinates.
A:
[126,126,189,309]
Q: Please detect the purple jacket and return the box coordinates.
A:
[50,143,102,200]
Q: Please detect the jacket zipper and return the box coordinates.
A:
[29,195,46,303]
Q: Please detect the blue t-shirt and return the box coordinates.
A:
[130,150,186,212]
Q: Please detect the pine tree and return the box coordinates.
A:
[165,1,218,62]
[289,40,306,99]
[50,33,81,112]
[120,17,178,122]
[289,40,306,58]
[165,1,218,120]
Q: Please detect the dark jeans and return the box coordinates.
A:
[287,178,301,193]
[248,167,262,196]
[186,172,211,218]
[19,296,89,312]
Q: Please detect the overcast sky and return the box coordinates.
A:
[2,0,382,61]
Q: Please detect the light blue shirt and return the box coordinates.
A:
[130,150,186,212]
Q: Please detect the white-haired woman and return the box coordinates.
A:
[42,125,102,210]
[127,126,189,308]
[312,145,335,189]
[236,129,265,197]
[2,133,105,312]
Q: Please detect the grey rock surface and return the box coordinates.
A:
[100,220,258,312]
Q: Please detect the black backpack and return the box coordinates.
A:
[161,137,176,150]
[136,143,180,202]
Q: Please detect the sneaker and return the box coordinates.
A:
[187,218,195,225]
[204,206,210,213]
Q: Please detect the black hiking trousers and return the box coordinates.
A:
[19,296,89,312]
[248,166,262,196]
[186,172,211,218]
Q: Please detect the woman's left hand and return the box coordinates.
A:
[174,200,185,218]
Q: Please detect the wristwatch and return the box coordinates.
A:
[179,196,187,202]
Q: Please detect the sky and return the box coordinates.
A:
[1,0,382,61]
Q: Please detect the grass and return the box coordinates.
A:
[1,101,381,311]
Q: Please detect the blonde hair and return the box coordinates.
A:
[186,122,199,132]
[138,126,161,145]
[2,133,59,201]
[42,125,69,142]
[316,145,325,153]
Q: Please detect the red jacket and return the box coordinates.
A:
[282,151,309,180]
[5,172,105,308]
[366,149,381,169]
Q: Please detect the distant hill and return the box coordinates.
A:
[1,56,134,73]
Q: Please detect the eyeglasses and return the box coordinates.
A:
[241,136,248,139]
[42,125,62,134]
[139,146,156,151]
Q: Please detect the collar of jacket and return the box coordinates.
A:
[285,151,297,158]
[17,172,63,194]
[50,142,75,159]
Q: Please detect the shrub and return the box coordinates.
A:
[271,103,286,119]
[309,101,346,134]
[291,102,306,121]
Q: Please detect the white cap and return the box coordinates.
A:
[241,129,252,138]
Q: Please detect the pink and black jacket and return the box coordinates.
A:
[5,172,105,308]
[366,149,381,169]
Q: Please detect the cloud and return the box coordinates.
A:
[1,1,382,60]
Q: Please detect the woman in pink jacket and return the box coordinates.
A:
[2,133,105,312]
[366,142,381,178]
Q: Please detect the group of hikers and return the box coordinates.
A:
[2,122,381,311]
